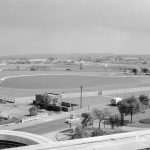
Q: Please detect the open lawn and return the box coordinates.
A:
[0,75,144,89]
[124,109,150,128]
[112,91,150,99]
[63,95,111,108]
[0,71,150,97]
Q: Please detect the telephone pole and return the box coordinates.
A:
[80,86,83,109]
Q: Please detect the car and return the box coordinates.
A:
[65,115,80,124]
[111,97,122,106]
[66,68,72,71]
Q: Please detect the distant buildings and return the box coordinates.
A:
[29,59,48,64]
[0,54,150,66]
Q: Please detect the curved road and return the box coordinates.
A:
[15,118,69,135]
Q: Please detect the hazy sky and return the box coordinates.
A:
[0,0,150,55]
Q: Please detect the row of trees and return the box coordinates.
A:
[73,94,150,139]
[117,94,149,125]
[73,108,111,139]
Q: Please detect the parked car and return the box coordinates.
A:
[65,115,80,124]
[111,97,122,106]
[66,68,72,71]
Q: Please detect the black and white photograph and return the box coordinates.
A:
[0,0,150,149]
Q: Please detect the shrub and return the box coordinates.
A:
[29,106,38,116]
[73,126,90,139]
[91,129,106,137]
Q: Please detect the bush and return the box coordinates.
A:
[29,106,38,116]
[91,129,106,137]
[73,126,91,139]
[104,117,129,126]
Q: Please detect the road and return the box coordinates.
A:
[15,118,69,135]
[14,98,112,135]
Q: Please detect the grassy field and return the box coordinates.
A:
[63,95,111,108]
[0,71,150,97]
[0,74,145,89]
[112,91,150,99]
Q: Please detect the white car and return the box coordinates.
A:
[65,115,80,124]
[111,97,122,106]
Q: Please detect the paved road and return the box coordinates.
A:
[15,118,69,135]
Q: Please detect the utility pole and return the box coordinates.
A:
[80,86,83,109]
[130,100,133,123]
[80,63,83,71]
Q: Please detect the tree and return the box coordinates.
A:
[36,93,53,109]
[117,96,141,123]
[117,101,126,125]
[81,112,93,129]
[80,63,83,71]
[138,94,149,109]
[92,109,107,129]
[29,106,39,116]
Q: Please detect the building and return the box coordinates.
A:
[29,59,48,64]
[35,93,62,107]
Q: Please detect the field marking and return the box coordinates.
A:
[0,73,149,83]
[0,73,82,82]
[0,73,150,91]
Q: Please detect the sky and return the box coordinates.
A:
[0,0,150,56]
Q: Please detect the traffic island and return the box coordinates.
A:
[55,128,74,141]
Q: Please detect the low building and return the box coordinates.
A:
[29,59,47,64]
[35,93,62,107]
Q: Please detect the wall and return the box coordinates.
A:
[61,91,99,99]
[102,86,150,95]
[9,129,150,150]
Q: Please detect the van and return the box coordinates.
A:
[111,97,122,106]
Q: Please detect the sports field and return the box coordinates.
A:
[1,73,150,89]
[0,71,150,97]
[0,74,146,89]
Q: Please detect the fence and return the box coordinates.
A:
[61,91,99,99]
[21,113,49,123]
[5,86,150,104]
[14,96,35,103]
[101,86,150,95]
